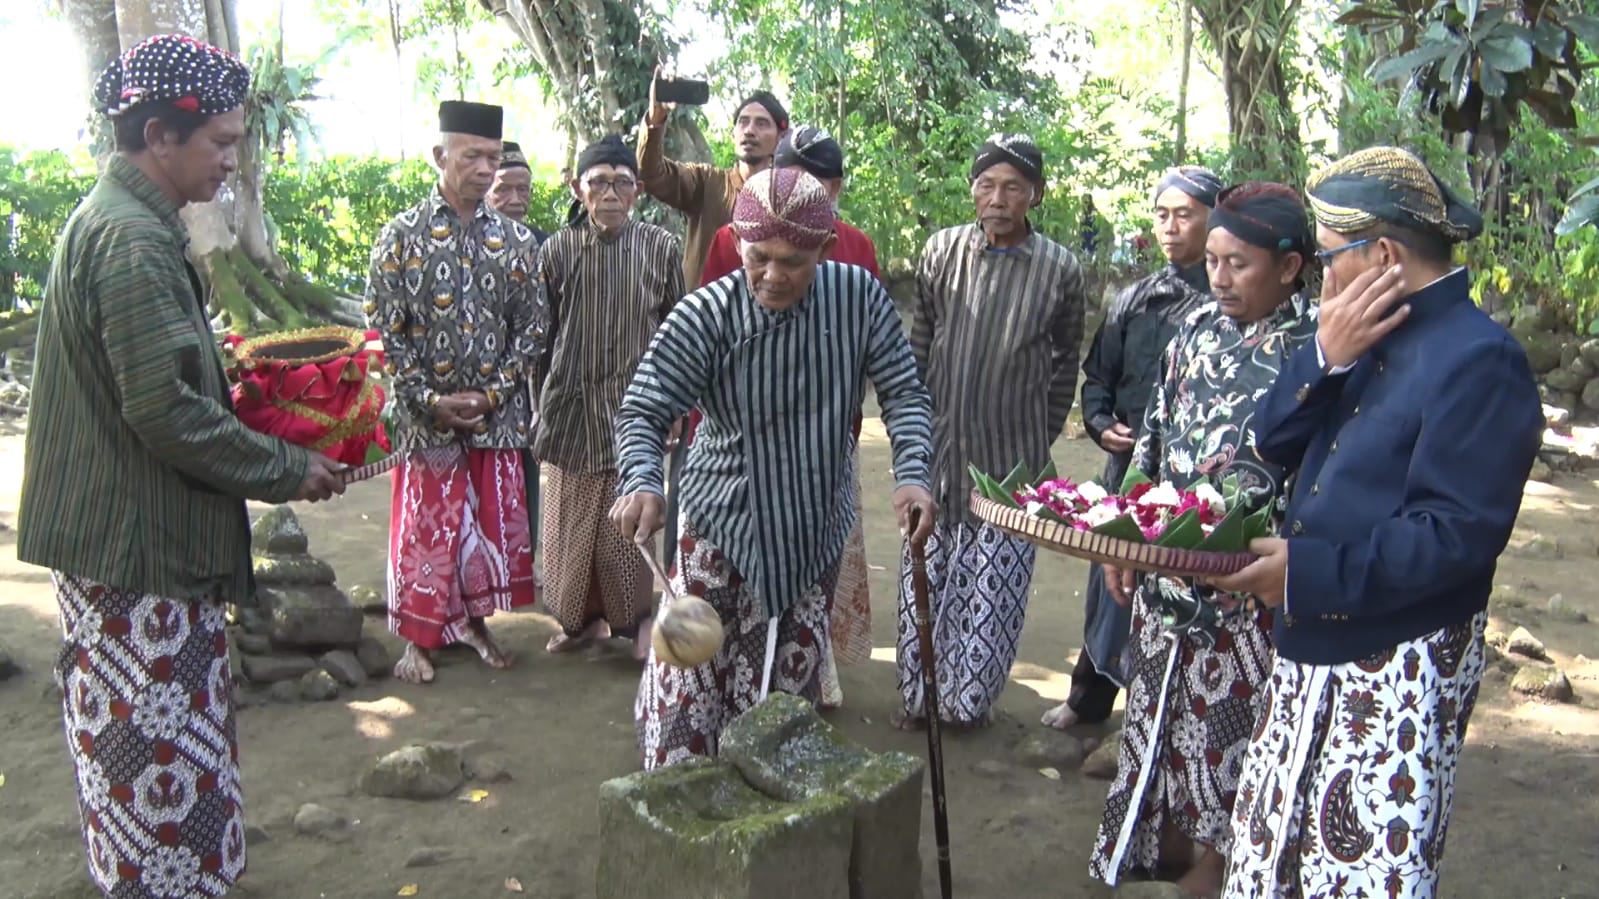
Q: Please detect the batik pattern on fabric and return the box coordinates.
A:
[52,574,245,899]
[1089,581,1274,885]
[540,465,650,638]
[387,446,536,649]
[364,187,544,451]
[635,521,833,770]
[895,519,1036,724]
[830,452,873,667]
[1222,613,1487,899]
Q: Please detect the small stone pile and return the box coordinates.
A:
[597,694,925,899]
[0,347,32,416]
[1490,624,1577,705]
[231,505,391,703]
[1506,305,1599,430]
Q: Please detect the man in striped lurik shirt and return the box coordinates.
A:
[536,135,683,659]
[895,133,1088,729]
[611,168,937,768]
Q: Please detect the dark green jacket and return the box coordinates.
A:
[18,155,308,605]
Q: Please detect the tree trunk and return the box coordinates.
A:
[63,0,362,334]
[1194,0,1304,180]
[478,0,710,160]
[1175,0,1193,164]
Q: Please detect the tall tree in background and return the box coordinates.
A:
[55,0,363,334]
[1193,0,1305,179]
[477,0,708,165]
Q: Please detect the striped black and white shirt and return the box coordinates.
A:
[616,261,934,617]
[533,219,683,471]
[912,223,1086,522]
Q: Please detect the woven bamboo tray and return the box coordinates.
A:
[969,491,1256,577]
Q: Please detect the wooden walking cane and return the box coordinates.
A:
[907,508,953,899]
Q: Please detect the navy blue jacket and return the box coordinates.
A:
[1253,269,1542,664]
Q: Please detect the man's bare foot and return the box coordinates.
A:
[890,710,925,731]
[1156,824,1197,879]
[462,618,513,668]
[394,643,436,684]
[1173,847,1225,898]
[1041,700,1080,730]
[546,618,609,654]
[632,615,653,661]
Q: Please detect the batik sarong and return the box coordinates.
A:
[895,519,1036,724]
[1223,612,1487,899]
[387,445,537,649]
[1090,576,1274,884]
[635,520,833,770]
[52,573,246,899]
[821,452,872,707]
[541,464,650,638]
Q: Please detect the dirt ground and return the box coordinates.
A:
[2,412,1598,899]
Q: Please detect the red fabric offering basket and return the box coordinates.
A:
[969,491,1257,578]
[223,327,394,483]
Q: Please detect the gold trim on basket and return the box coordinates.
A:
[231,326,368,368]
[968,491,1256,577]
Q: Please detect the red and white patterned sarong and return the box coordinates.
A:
[52,573,246,899]
[1223,612,1487,898]
[387,446,537,649]
[635,520,833,770]
[820,452,872,707]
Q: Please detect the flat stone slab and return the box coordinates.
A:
[721,693,924,899]
[240,653,316,684]
[319,649,368,687]
[597,757,853,899]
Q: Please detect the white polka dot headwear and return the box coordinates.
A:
[93,34,251,118]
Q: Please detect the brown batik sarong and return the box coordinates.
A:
[541,465,651,638]
[634,519,834,770]
[53,573,247,898]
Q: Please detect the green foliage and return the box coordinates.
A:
[1340,0,1594,157]
[0,146,94,309]
[262,155,569,292]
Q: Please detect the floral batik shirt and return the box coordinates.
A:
[364,186,545,451]
[1131,294,1318,640]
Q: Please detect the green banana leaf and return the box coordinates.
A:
[999,461,1032,496]
[1091,512,1148,544]
[1153,508,1205,548]
[1195,504,1249,553]
[1120,465,1153,494]
[1036,459,1059,483]
[1242,506,1274,542]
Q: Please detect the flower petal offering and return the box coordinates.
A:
[967,462,1271,577]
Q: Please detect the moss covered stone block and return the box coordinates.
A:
[261,585,362,649]
[721,693,925,899]
[597,757,853,899]
[251,505,310,555]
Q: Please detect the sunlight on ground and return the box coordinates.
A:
[868,646,1118,707]
[346,696,417,740]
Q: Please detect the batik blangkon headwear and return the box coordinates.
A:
[438,101,503,140]
[93,34,250,118]
[500,141,530,171]
[732,168,835,250]
[1152,165,1224,208]
[1207,182,1311,259]
[775,125,844,180]
[971,133,1045,207]
[1307,146,1483,242]
[575,134,638,178]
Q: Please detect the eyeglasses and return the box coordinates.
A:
[583,177,638,196]
[1313,238,1374,265]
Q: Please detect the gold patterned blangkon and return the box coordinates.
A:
[1306,146,1454,236]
